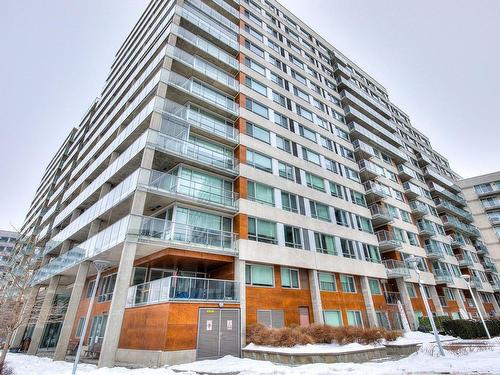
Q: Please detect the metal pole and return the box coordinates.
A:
[467,281,491,339]
[72,261,109,375]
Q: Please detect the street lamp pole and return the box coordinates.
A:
[406,256,445,356]
[72,261,110,375]
[462,274,491,339]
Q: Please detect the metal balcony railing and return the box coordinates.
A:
[383,259,410,278]
[384,291,401,305]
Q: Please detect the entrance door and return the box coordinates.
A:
[197,308,240,360]
[299,307,310,326]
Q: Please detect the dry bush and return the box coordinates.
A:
[299,324,338,344]
[383,330,403,342]
[270,327,314,347]
[246,323,273,345]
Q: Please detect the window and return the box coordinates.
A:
[245,57,265,76]
[406,283,417,298]
[284,225,302,248]
[270,72,284,87]
[296,105,313,121]
[369,279,382,295]
[299,125,317,142]
[335,209,349,227]
[329,182,343,198]
[323,310,342,326]
[320,136,333,151]
[276,135,291,153]
[347,311,363,327]
[400,210,412,223]
[244,24,263,41]
[248,181,274,206]
[340,238,357,259]
[351,191,366,206]
[85,280,96,298]
[274,112,288,128]
[248,217,277,244]
[246,98,268,118]
[363,244,381,263]
[278,161,294,180]
[376,312,390,330]
[245,40,264,57]
[357,216,373,233]
[246,264,274,286]
[281,267,299,288]
[407,231,419,246]
[314,232,336,255]
[246,122,270,143]
[306,173,325,192]
[310,201,330,221]
[245,76,267,96]
[291,69,306,85]
[281,191,298,213]
[247,149,272,172]
[302,148,321,165]
[98,274,117,302]
[340,274,356,293]
[272,91,286,107]
[75,317,85,338]
[257,309,284,328]
[294,86,309,101]
[318,272,337,291]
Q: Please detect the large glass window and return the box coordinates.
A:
[281,267,299,288]
[347,311,363,327]
[284,225,302,248]
[281,191,298,213]
[369,279,382,295]
[340,274,356,293]
[247,181,274,206]
[306,173,325,192]
[246,98,268,118]
[310,201,330,221]
[323,310,342,326]
[246,264,274,286]
[248,217,277,244]
[318,272,337,291]
[278,161,294,180]
[314,232,337,255]
[247,149,272,172]
[246,122,270,143]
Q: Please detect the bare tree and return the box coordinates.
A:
[0,231,43,371]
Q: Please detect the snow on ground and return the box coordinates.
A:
[390,331,456,345]
[244,342,377,353]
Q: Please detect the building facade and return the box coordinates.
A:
[0,230,19,278]
[458,172,500,305]
[13,0,499,368]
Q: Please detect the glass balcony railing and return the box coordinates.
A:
[376,230,402,250]
[383,259,410,278]
[428,182,466,206]
[449,234,466,248]
[474,241,489,254]
[455,254,473,267]
[186,0,239,34]
[32,216,130,285]
[470,276,482,289]
[336,76,392,117]
[397,164,417,180]
[129,215,237,253]
[441,215,480,237]
[348,122,406,161]
[144,170,239,210]
[424,243,444,259]
[358,159,384,179]
[433,269,453,284]
[409,200,429,216]
[369,204,393,224]
[126,276,239,308]
[417,221,436,236]
[179,6,239,51]
[166,45,238,91]
[403,182,421,197]
[172,25,239,69]
[434,198,473,222]
[148,130,238,174]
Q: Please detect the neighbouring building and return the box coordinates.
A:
[12,0,500,368]
[0,229,19,278]
[458,172,500,305]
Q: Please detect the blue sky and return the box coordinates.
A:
[0,0,499,229]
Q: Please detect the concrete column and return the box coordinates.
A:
[11,286,40,348]
[98,242,138,368]
[235,260,246,348]
[27,276,60,355]
[360,276,378,327]
[472,289,488,317]
[308,270,324,324]
[396,278,417,330]
[429,286,445,315]
[53,262,90,360]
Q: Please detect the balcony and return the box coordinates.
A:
[483,259,497,273]
[383,259,410,279]
[474,241,489,255]
[376,230,402,252]
[143,169,239,213]
[441,215,480,238]
[409,200,429,218]
[126,276,239,308]
[417,152,432,166]
[434,198,474,223]
[363,181,387,203]
[352,139,377,159]
[403,182,421,199]
[428,182,466,207]
[455,254,473,267]
[433,269,453,284]
[397,164,417,182]
[358,159,383,180]
[423,167,458,193]
[342,95,396,134]
[384,291,401,305]
[439,296,448,307]
[369,204,393,227]
[417,221,436,237]
[129,215,237,254]
[470,276,483,289]
[148,130,239,176]
[449,234,467,249]
[424,243,444,260]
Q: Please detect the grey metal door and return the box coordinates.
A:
[197,308,240,360]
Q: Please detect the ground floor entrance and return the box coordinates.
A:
[196,308,240,360]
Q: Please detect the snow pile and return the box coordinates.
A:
[389,331,456,345]
[244,342,377,353]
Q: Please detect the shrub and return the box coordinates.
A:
[418,316,452,333]
[442,319,500,339]
[246,323,403,347]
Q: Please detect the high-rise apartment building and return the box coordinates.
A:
[458,172,500,301]
[12,0,499,368]
[0,229,19,278]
